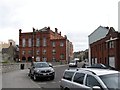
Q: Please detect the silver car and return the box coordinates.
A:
[60,68,120,90]
[28,62,55,81]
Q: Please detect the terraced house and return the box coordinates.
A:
[19,27,73,63]
[89,26,120,70]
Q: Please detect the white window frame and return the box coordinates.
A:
[22,38,26,47]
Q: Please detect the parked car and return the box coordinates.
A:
[28,62,55,81]
[69,60,78,67]
[60,68,120,90]
[86,63,117,70]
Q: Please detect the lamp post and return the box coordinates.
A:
[32,56,34,63]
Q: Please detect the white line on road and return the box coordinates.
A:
[38,81,60,85]
[28,75,42,88]
[53,64,67,68]
[38,82,47,85]
[51,82,56,83]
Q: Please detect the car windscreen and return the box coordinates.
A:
[99,73,120,90]
[70,60,76,63]
[35,62,49,68]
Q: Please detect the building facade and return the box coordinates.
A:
[0,42,9,52]
[0,39,16,52]
[74,49,88,62]
[89,26,120,70]
[2,42,19,62]
[19,27,73,63]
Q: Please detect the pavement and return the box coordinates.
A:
[2,61,84,89]
[2,69,41,88]
[2,62,68,89]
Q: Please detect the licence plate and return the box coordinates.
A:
[43,73,47,75]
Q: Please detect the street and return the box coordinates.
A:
[35,65,68,89]
[2,62,83,89]
[2,64,67,89]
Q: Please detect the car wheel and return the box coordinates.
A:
[64,87,70,90]
[50,75,55,80]
[33,75,37,81]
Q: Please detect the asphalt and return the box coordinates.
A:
[2,61,84,89]
[2,69,41,88]
[2,62,67,89]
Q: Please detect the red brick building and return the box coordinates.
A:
[19,27,73,63]
[89,26,120,70]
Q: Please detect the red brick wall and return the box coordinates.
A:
[19,27,72,62]
[90,29,120,70]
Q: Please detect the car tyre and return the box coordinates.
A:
[50,75,55,80]
[64,88,70,90]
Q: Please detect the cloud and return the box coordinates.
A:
[0,0,119,52]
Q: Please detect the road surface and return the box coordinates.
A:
[2,62,83,90]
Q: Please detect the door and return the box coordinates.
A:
[109,57,115,68]
[72,73,89,89]
[85,74,103,90]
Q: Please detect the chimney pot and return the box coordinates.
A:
[47,26,50,30]
[55,28,58,33]
[64,35,67,39]
[19,29,22,33]
[105,26,109,29]
[33,27,35,32]
[59,32,61,35]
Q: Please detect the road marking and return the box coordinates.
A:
[38,81,60,85]
[38,82,47,85]
[29,76,41,88]
[59,81,61,82]
[53,64,67,68]
[51,82,56,83]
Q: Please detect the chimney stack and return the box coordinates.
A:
[64,35,67,39]
[55,28,58,33]
[47,26,50,30]
[59,31,61,35]
[33,27,35,32]
[19,29,22,34]
[105,26,109,29]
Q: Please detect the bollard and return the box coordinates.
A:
[20,64,24,70]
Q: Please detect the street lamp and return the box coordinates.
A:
[32,56,34,62]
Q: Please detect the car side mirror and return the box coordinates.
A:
[92,86,101,90]
[49,63,53,67]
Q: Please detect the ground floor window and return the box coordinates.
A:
[28,56,32,62]
[42,57,47,62]
[109,57,115,68]
[22,56,26,62]
[36,56,40,62]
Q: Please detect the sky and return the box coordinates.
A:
[0,0,119,52]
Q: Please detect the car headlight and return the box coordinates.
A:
[35,69,40,73]
[51,68,54,72]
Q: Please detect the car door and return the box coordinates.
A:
[61,71,75,89]
[84,74,104,90]
[72,72,90,90]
